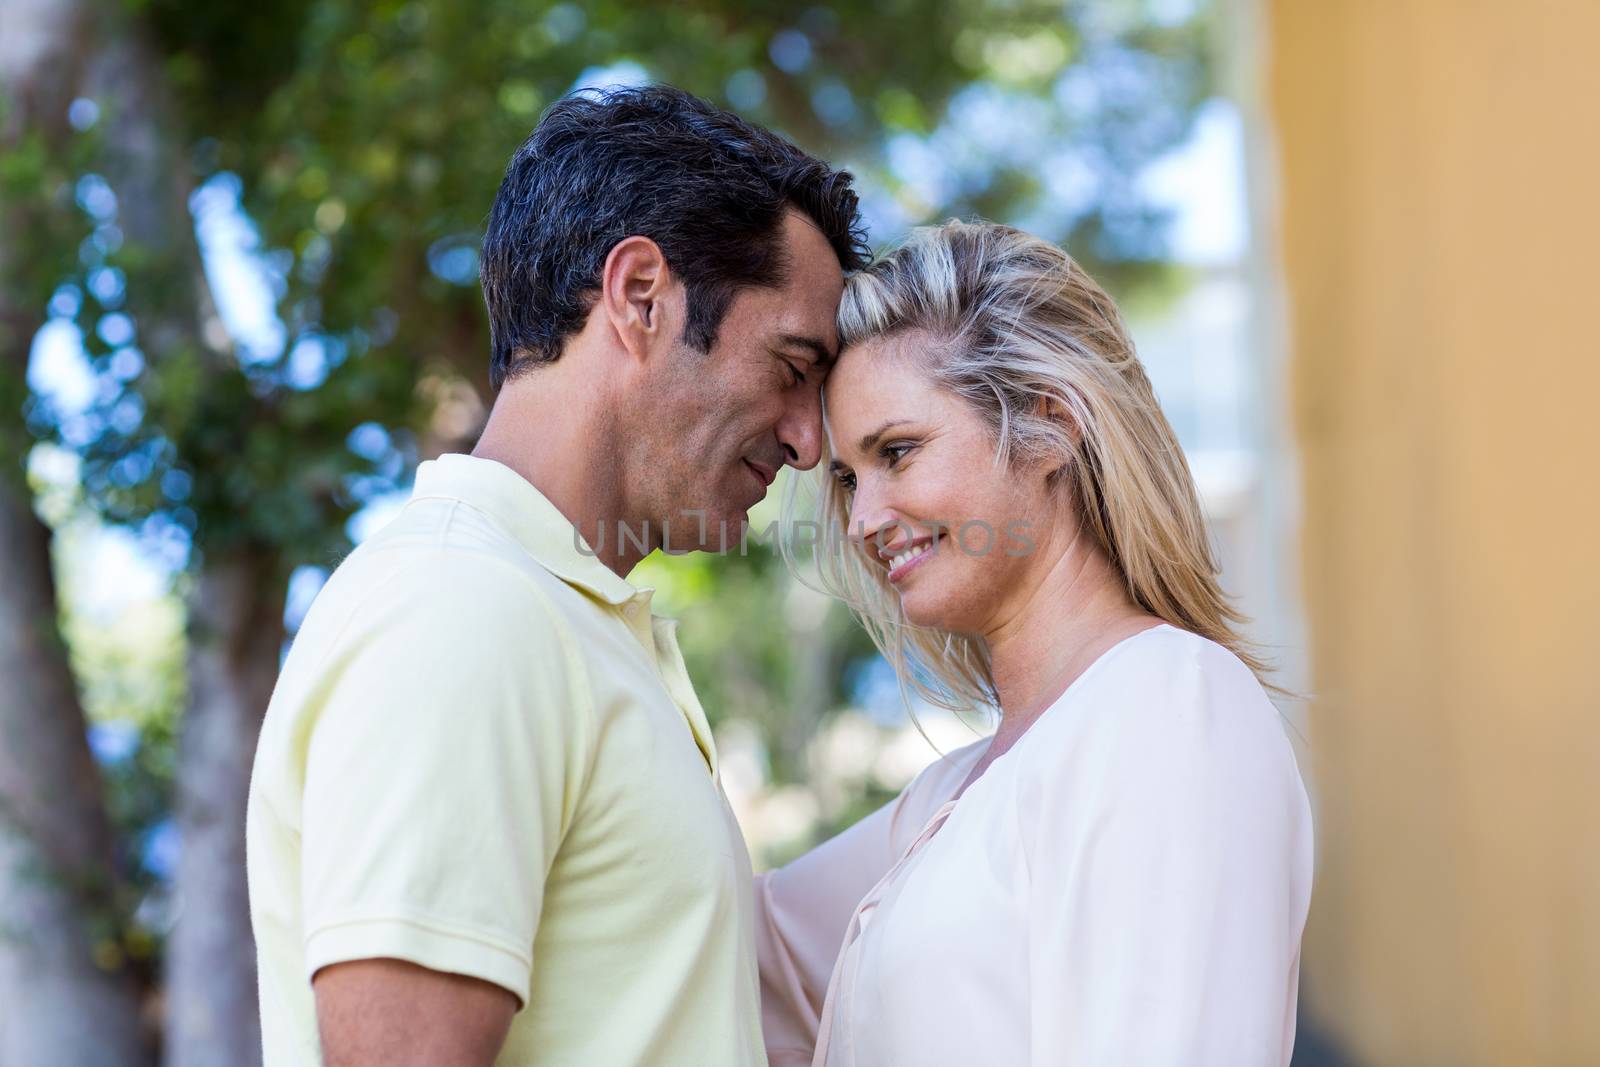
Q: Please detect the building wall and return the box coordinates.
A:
[1268,2,1600,1063]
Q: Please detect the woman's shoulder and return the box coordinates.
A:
[1067,622,1280,727]
[1017,622,1304,800]
[1004,625,1312,880]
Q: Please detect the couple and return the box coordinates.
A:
[245,85,1312,1066]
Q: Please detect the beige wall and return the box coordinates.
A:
[1269,2,1600,1064]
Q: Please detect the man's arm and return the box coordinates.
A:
[314,958,517,1067]
[292,559,588,1065]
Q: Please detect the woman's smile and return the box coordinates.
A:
[884,534,942,583]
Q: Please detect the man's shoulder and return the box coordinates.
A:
[265,526,593,762]
[277,536,582,713]
[312,497,587,632]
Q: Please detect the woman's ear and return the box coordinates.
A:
[1034,392,1084,447]
[600,236,673,364]
[1032,393,1085,486]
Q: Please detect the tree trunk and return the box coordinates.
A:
[163,548,283,1067]
[0,0,158,1062]
[0,489,160,1067]
[79,19,285,1064]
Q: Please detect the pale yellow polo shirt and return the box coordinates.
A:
[246,453,765,1066]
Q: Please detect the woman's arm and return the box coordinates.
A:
[756,743,981,1066]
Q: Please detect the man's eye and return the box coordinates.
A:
[776,353,806,388]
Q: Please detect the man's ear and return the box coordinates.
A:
[600,235,674,365]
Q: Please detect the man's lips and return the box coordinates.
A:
[743,459,777,489]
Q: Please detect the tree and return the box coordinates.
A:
[0,0,158,1060]
[60,3,392,1058]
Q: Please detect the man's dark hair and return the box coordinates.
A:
[479,84,870,390]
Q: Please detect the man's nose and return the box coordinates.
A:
[776,385,824,471]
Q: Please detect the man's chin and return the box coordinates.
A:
[659,506,752,555]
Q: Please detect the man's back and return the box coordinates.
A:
[246,455,763,1065]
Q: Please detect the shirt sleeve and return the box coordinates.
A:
[754,744,981,1066]
[297,552,592,1007]
[1021,638,1314,1067]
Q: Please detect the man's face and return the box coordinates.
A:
[625,210,845,551]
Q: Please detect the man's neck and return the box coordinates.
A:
[470,366,643,578]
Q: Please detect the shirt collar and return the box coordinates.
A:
[411,453,645,608]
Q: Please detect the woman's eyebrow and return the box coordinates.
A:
[858,419,913,454]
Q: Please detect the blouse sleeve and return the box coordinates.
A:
[1022,639,1314,1067]
[755,744,981,1066]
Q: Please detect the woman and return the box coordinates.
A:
[758,221,1313,1066]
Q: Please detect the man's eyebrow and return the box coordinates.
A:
[778,333,837,367]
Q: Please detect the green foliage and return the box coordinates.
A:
[219,0,1212,360]
[0,99,100,481]
[14,0,1219,874]
[21,0,1214,568]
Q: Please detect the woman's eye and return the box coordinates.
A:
[836,471,857,493]
[882,443,914,467]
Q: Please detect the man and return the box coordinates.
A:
[246,84,867,1066]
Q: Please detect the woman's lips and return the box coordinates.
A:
[886,535,940,583]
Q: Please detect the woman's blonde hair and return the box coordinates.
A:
[790,219,1278,715]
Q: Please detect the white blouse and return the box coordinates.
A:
[755,624,1314,1067]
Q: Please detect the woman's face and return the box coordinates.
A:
[824,329,1063,633]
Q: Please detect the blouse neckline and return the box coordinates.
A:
[939,621,1179,811]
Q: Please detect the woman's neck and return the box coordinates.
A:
[978,529,1158,761]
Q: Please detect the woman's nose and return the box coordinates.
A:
[848,483,902,555]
